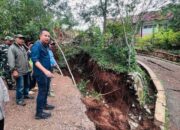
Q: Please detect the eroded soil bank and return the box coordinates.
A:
[64,52,160,130]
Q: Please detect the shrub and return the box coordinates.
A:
[62,24,138,73]
[136,30,180,50]
[106,21,132,46]
[136,35,153,51]
[153,30,179,49]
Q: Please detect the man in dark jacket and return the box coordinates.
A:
[8,34,33,106]
[31,29,54,119]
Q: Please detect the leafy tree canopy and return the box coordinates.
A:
[162,3,180,32]
[0,0,76,41]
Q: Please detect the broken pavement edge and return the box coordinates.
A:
[137,60,166,130]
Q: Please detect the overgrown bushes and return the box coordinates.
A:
[136,29,180,51]
[60,24,138,73]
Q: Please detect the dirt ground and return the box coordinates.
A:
[137,55,180,130]
[4,74,95,130]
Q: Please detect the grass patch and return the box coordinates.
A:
[77,79,89,96]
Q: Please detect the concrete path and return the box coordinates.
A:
[5,74,95,130]
[137,55,180,130]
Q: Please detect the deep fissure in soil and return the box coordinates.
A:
[63,52,160,130]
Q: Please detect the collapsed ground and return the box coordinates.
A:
[62,52,161,130]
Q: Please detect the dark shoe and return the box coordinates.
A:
[17,101,26,106]
[44,104,55,110]
[35,112,51,119]
[24,95,34,99]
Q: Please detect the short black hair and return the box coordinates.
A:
[39,28,49,35]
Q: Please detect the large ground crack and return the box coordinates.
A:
[64,52,161,130]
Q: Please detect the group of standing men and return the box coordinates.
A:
[0,29,56,123]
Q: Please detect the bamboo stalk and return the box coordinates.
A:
[55,42,77,86]
[51,33,77,86]
[56,63,63,76]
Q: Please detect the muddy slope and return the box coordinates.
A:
[64,52,160,130]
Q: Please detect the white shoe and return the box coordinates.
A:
[48,92,55,97]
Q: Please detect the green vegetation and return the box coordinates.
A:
[162,4,180,32]
[88,90,102,101]
[77,79,102,100]
[83,44,137,73]
[0,0,161,107]
[0,0,76,41]
[136,3,180,54]
[59,22,156,106]
[136,35,153,51]
[57,45,82,68]
[136,30,180,53]
[77,79,89,96]
[61,23,138,73]
[65,41,153,106]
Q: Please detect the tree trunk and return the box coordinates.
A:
[103,13,107,34]
[100,0,108,34]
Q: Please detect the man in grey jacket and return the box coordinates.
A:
[8,34,33,106]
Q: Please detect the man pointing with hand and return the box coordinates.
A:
[31,28,55,119]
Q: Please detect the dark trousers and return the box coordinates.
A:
[0,119,4,130]
[35,75,50,114]
[16,74,30,102]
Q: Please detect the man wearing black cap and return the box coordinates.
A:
[0,36,15,90]
[8,34,33,106]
